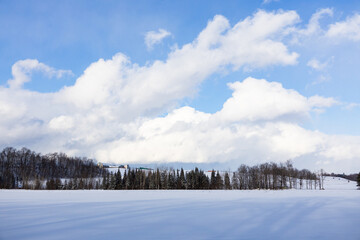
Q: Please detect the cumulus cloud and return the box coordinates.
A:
[0,10,359,173]
[94,78,357,173]
[48,115,74,131]
[0,10,300,153]
[216,78,337,123]
[7,59,73,89]
[326,13,360,41]
[145,28,171,50]
[59,11,299,120]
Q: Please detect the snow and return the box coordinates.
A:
[0,177,359,240]
[323,176,358,190]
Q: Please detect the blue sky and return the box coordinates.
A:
[1,0,360,172]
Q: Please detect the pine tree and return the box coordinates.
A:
[224,172,231,190]
[231,172,239,189]
[176,169,181,189]
[109,173,116,190]
[122,171,127,189]
[148,171,156,189]
[115,170,122,189]
[210,170,216,189]
[200,173,210,189]
[161,170,168,189]
[125,170,131,189]
[179,168,186,189]
[216,171,223,189]
[168,171,176,189]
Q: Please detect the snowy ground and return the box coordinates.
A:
[0,177,359,240]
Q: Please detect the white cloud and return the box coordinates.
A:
[289,9,360,45]
[307,58,327,71]
[94,78,359,173]
[306,57,334,85]
[299,8,333,36]
[216,77,336,123]
[59,11,299,119]
[308,95,338,108]
[344,102,360,110]
[326,13,360,41]
[262,0,280,4]
[48,115,74,131]
[1,10,359,173]
[7,59,73,89]
[0,10,301,154]
[145,28,171,50]
[319,135,360,161]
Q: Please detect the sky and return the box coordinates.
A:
[1,0,360,173]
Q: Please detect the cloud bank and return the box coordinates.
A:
[1,10,359,173]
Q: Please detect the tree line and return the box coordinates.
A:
[0,147,106,189]
[99,160,323,190]
[0,147,325,190]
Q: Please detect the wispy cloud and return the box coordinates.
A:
[307,59,327,71]
[344,102,360,110]
[7,59,73,89]
[262,0,280,4]
[306,57,334,85]
[307,56,334,71]
[145,28,171,50]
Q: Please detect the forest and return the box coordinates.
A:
[0,147,326,190]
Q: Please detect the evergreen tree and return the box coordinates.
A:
[122,171,127,189]
[224,172,231,190]
[168,170,176,189]
[135,169,141,189]
[231,172,239,189]
[148,171,156,189]
[210,170,216,189]
[161,170,168,189]
[125,171,131,189]
[200,173,210,189]
[115,170,122,189]
[179,168,186,189]
[109,172,116,190]
[216,171,223,189]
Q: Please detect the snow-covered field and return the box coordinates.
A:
[0,177,359,240]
